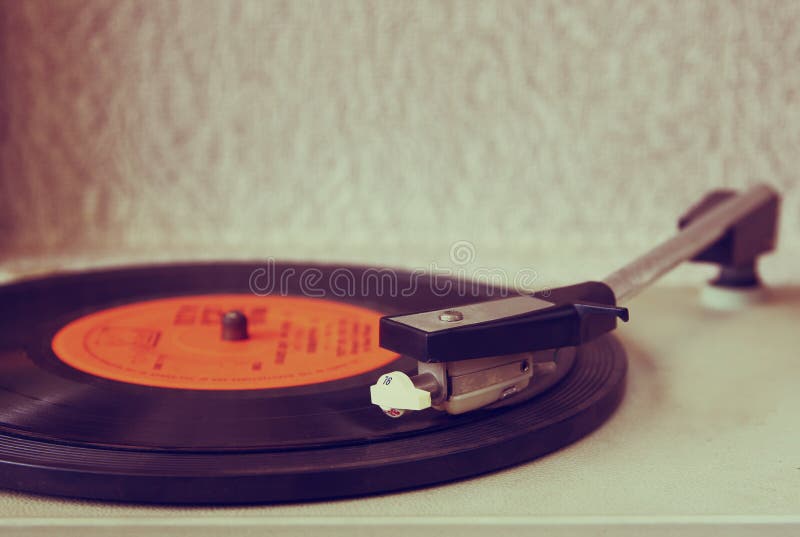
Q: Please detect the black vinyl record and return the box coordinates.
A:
[0,262,626,504]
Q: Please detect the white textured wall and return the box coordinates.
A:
[1,1,798,286]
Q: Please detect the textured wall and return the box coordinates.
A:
[0,0,798,286]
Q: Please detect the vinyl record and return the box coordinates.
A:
[0,262,626,503]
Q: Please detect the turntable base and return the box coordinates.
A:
[1,286,799,536]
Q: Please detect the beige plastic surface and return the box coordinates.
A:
[1,286,799,535]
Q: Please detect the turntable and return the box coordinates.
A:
[0,185,797,535]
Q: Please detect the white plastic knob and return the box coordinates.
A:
[370,371,432,413]
[701,284,767,311]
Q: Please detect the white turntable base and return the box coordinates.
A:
[1,286,798,536]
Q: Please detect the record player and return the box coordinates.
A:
[0,184,797,536]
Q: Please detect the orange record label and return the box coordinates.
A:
[51,295,399,390]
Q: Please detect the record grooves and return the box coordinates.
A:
[0,263,626,503]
